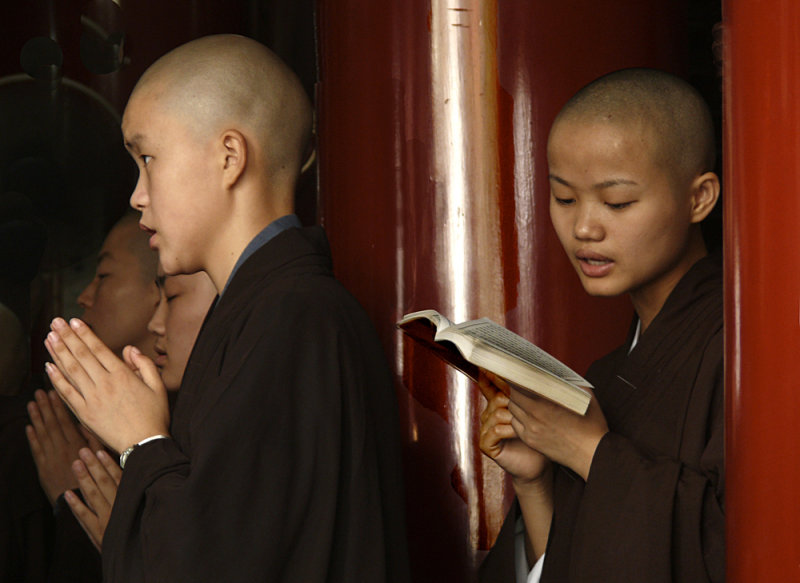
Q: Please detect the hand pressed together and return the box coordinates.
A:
[26,389,104,505]
[44,317,170,454]
[64,448,122,551]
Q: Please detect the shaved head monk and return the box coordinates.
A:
[478,69,723,583]
[43,35,410,583]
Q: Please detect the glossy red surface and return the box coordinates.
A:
[317,1,683,580]
[724,1,800,579]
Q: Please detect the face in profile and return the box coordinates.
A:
[148,270,216,391]
[547,118,698,307]
[123,88,222,279]
[77,220,160,358]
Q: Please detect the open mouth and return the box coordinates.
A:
[576,250,614,276]
[576,250,612,264]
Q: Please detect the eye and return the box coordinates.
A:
[552,195,575,206]
[141,155,152,166]
[605,201,634,210]
[166,294,178,304]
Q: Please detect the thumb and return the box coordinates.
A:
[122,345,140,372]
[127,347,164,394]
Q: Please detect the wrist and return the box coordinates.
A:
[119,434,170,469]
[512,463,553,498]
[574,430,607,481]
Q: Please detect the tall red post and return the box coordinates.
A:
[316,1,685,580]
[724,1,800,579]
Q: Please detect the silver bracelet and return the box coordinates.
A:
[119,435,170,469]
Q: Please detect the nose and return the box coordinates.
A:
[129,173,148,211]
[147,288,168,337]
[77,279,97,311]
[573,203,605,241]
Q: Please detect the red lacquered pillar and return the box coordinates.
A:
[317,1,684,580]
[724,1,800,579]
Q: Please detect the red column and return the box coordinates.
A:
[724,1,800,579]
[317,1,684,580]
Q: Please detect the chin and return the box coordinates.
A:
[579,279,627,298]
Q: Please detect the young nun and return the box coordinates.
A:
[479,68,723,583]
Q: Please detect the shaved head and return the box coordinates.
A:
[553,68,715,184]
[131,35,313,192]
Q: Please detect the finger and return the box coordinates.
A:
[25,424,46,465]
[35,389,70,444]
[96,450,123,485]
[124,346,163,394]
[46,362,87,421]
[485,371,512,395]
[49,390,84,443]
[480,393,510,424]
[72,459,103,513]
[68,318,127,373]
[63,489,102,552]
[28,401,52,452]
[481,405,514,436]
[79,448,119,503]
[508,399,537,425]
[477,370,500,402]
[480,418,516,457]
[49,319,110,380]
[46,328,95,395]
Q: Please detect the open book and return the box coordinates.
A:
[398,309,592,415]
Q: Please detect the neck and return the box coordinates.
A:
[631,233,708,333]
[205,205,294,292]
[202,173,296,292]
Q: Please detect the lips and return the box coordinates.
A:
[153,344,167,368]
[575,249,614,278]
[140,222,158,249]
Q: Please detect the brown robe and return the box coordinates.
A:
[481,254,724,582]
[101,226,410,583]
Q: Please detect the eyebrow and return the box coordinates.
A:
[124,134,144,152]
[548,174,639,189]
[96,250,112,265]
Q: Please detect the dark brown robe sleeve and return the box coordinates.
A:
[558,338,724,582]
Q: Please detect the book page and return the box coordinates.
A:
[453,319,591,387]
[398,309,453,333]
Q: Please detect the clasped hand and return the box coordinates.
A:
[479,370,609,482]
[44,317,170,454]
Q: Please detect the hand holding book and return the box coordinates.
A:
[398,309,592,415]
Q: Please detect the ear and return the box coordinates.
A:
[220,130,247,189]
[688,171,721,224]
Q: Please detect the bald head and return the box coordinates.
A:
[553,68,715,184]
[132,35,313,193]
